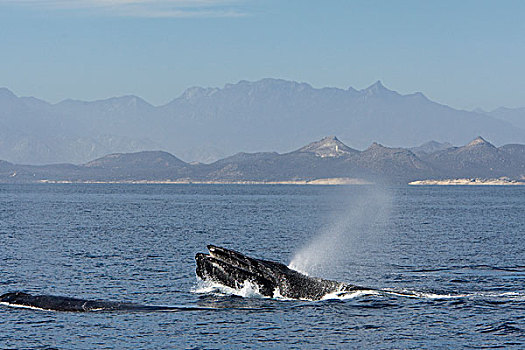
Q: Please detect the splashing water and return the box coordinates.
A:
[193,279,266,299]
[289,186,392,277]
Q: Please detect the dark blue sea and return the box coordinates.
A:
[1,184,524,349]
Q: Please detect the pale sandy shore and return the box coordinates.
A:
[38,177,373,185]
[409,178,525,186]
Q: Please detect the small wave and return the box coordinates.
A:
[479,322,524,335]
[321,289,379,300]
[403,264,525,273]
[380,290,468,299]
[379,290,525,300]
[468,291,525,301]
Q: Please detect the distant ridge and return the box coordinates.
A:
[1,79,525,165]
[420,136,524,178]
[1,136,523,184]
[481,107,525,130]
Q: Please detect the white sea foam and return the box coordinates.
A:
[379,290,525,300]
[394,291,468,299]
[271,288,296,301]
[321,289,380,300]
[192,279,266,299]
[468,291,525,300]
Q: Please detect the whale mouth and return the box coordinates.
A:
[195,245,368,301]
[196,245,278,297]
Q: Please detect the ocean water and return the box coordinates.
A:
[0,184,523,349]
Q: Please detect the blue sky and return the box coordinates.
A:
[0,0,524,110]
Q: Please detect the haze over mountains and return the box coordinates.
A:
[1,79,524,165]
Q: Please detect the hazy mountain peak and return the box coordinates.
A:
[370,80,386,88]
[298,136,357,157]
[99,95,153,109]
[366,142,385,150]
[365,80,388,91]
[423,140,443,147]
[0,87,17,100]
[466,136,494,148]
[114,95,149,105]
[361,80,397,97]
[408,91,429,100]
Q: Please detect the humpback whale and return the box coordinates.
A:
[196,245,368,300]
[1,246,370,311]
[0,291,207,312]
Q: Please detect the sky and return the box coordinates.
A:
[0,0,524,111]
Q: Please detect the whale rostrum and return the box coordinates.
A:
[195,245,367,300]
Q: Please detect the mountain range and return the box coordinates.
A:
[1,79,524,165]
[1,136,523,184]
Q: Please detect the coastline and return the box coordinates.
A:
[409,178,525,186]
[36,177,374,185]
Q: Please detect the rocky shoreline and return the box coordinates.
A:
[409,178,525,185]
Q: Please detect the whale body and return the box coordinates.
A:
[195,245,368,300]
[0,291,203,312]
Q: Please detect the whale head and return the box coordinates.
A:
[195,245,363,300]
